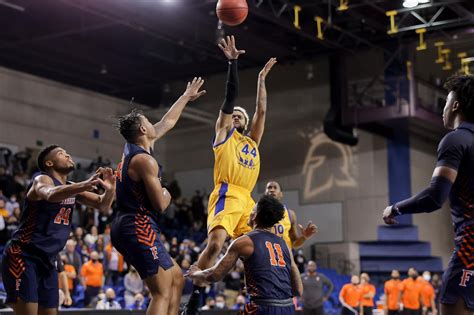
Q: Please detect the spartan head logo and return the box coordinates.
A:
[301,129,357,200]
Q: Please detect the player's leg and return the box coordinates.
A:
[37,266,59,315]
[145,266,174,315]
[10,300,38,315]
[196,227,228,270]
[37,308,57,315]
[168,259,185,315]
[440,299,473,315]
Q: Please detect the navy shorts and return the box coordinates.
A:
[1,244,58,308]
[111,213,173,279]
[239,302,295,315]
[439,249,474,311]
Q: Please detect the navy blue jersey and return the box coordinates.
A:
[243,230,293,300]
[436,122,474,268]
[115,143,163,222]
[10,173,75,268]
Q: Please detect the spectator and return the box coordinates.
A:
[384,269,402,315]
[84,225,99,248]
[301,261,334,315]
[124,267,144,306]
[6,207,21,238]
[201,297,216,310]
[96,288,121,310]
[6,194,19,214]
[295,249,306,273]
[419,271,437,315]
[232,295,246,311]
[401,268,422,315]
[359,273,376,315]
[64,239,82,276]
[81,251,104,307]
[170,237,179,258]
[127,293,147,310]
[339,275,361,315]
[74,226,85,242]
[0,199,8,218]
[105,242,124,286]
[215,294,227,310]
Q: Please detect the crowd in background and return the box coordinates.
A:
[0,149,443,314]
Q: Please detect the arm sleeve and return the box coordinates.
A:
[393,132,464,215]
[221,60,239,114]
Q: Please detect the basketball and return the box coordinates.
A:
[216,0,248,26]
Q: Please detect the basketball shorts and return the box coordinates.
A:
[111,213,173,279]
[239,302,295,315]
[207,182,255,239]
[2,243,59,308]
[439,248,474,311]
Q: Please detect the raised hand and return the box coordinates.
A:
[298,221,318,240]
[383,206,398,225]
[82,173,101,191]
[183,77,207,102]
[95,167,116,191]
[218,35,245,60]
[259,57,277,80]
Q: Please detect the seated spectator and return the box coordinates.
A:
[81,251,104,307]
[96,288,121,310]
[232,295,247,311]
[215,294,227,310]
[124,267,144,306]
[84,225,99,248]
[64,239,82,279]
[201,297,216,311]
[127,293,147,310]
[6,194,19,214]
[74,226,84,242]
[6,207,21,238]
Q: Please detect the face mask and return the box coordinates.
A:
[216,302,225,309]
[423,274,431,281]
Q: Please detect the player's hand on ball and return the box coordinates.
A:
[218,35,245,60]
[382,206,398,225]
[299,221,318,240]
[259,57,277,79]
[96,167,116,191]
[184,77,206,101]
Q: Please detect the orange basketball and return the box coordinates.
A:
[216,0,248,26]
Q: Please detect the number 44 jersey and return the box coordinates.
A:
[9,173,75,269]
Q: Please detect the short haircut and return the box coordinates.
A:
[267,180,283,191]
[37,144,60,172]
[444,74,474,122]
[116,108,143,142]
[254,195,285,228]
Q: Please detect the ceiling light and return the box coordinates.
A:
[418,0,430,3]
[403,0,419,8]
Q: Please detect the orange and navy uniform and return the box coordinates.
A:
[111,143,173,279]
[1,172,76,308]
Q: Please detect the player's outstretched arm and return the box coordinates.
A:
[30,173,102,203]
[131,154,171,212]
[153,77,206,141]
[383,165,456,224]
[289,210,318,249]
[186,235,253,284]
[214,35,245,145]
[248,57,277,145]
[288,245,303,296]
[77,167,116,213]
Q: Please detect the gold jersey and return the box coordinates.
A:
[273,207,294,249]
[213,128,260,192]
